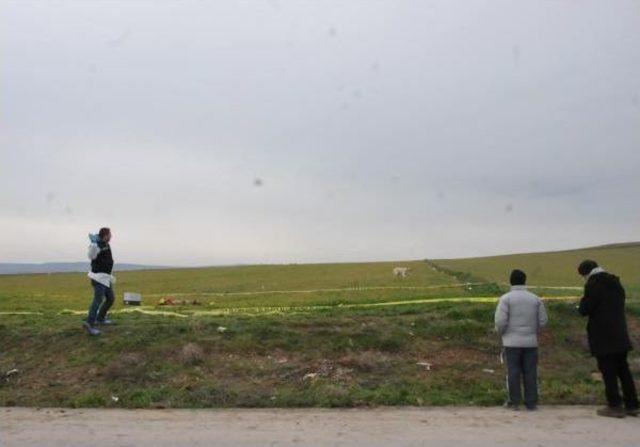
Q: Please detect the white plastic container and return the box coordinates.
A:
[123,292,142,306]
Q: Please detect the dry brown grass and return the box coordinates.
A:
[179,343,205,366]
[102,352,147,381]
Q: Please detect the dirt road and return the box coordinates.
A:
[2,406,638,447]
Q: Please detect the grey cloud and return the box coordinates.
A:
[1,0,639,264]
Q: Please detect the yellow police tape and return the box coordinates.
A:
[54,295,579,318]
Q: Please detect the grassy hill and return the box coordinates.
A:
[432,242,640,297]
[1,244,639,408]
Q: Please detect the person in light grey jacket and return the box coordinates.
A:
[495,269,548,410]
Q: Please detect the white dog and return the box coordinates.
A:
[393,267,411,278]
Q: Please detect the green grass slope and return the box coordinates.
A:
[432,242,640,293]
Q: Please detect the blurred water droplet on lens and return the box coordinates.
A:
[107,29,131,48]
[268,0,281,12]
[511,45,521,67]
[253,178,263,187]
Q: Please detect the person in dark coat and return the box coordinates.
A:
[578,259,638,418]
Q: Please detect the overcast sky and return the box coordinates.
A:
[1,1,639,266]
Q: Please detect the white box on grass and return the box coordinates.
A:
[123,292,142,305]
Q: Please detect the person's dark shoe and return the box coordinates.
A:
[525,405,538,411]
[596,406,626,418]
[626,408,639,417]
[82,322,101,336]
[503,402,519,411]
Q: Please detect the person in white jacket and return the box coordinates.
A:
[83,227,116,336]
[495,269,548,410]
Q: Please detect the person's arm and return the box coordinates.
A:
[578,280,599,316]
[495,296,509,334]
[87,243,99,260]
[538,299,548,330]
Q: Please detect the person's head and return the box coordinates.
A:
[98,227,111,243]
[577,259,598,279]
[510,269,527,286]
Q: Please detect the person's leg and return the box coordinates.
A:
[596,354,623,408]
[615,352,639,412]
[87,281,106,325]
[97,285,115,322]
[505,347,523,407]
[522,347,539,409]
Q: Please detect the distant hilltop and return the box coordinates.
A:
[0,262,172,275]
[1,241,637,275]
[586,241,640,250]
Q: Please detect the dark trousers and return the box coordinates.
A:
[505,347,538,408]
[596,352,639,409]
[87,280,115,324]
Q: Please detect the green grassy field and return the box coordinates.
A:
[1,244,639,408]
[0,261,464,313]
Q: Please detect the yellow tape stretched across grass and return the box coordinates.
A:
[59,307,189,318]
[143,283,582,298]
[193,295,578,316]
[56,295,578,318]
[143,283,488,298]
